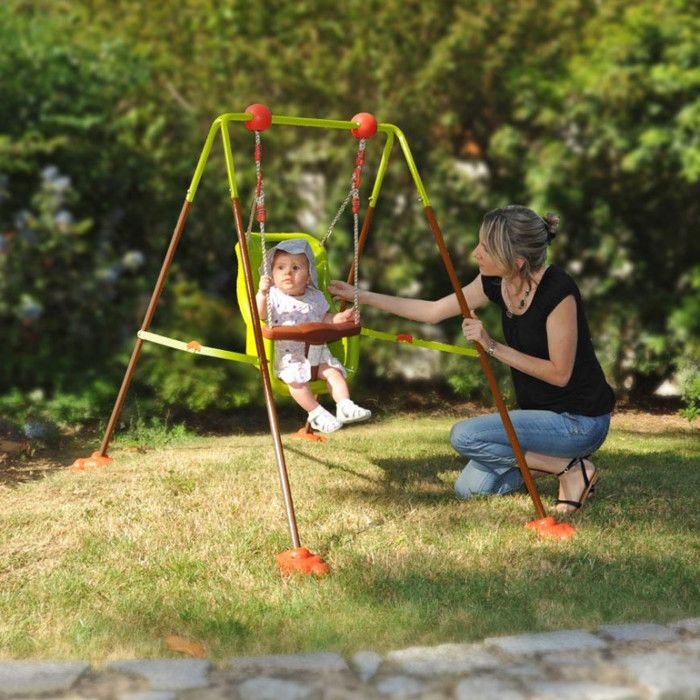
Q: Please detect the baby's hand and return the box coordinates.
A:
[334,307,356,324]
[258,275,272,294]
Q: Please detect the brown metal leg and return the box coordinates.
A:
[71,199,193,470]
[423,207,546,519]
[230,197,302,548]
[347,205,375,284]
[100,200,193,455]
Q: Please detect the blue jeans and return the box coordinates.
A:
[450,410,611,499]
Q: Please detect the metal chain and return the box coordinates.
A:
[352,197,360,322]
[245,189,256,244]
[253,131,272,326]
[321,191,352,246]
[322,138,367,322]
[350,138,366,322]
[253,132,367,327]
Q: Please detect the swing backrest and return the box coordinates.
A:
[234,232,360,397]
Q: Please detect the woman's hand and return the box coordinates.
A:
[461,310,492,350]
[328,279,356,302]
[258,275,272,294]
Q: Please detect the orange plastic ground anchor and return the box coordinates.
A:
[277,547,330,576]
[290,426,327,442]
[525,516,577,541]
[70,451,113,472]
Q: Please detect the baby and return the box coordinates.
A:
[256,238,371,433]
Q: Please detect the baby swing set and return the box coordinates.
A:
[72,105,575,576]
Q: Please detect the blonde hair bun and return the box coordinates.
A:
[543,212,560,241]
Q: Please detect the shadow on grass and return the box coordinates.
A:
[284,443,380,485]
[333,547,700,648]
[0,435,97,488]
[285,442,466,506]
[310,445,700,535]
[95,544,699,657]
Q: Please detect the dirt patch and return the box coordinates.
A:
[611,409,698,434]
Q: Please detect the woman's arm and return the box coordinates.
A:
[462,295,577,387]
[327,275,489,324]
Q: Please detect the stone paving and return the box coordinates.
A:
[1,619,699,699]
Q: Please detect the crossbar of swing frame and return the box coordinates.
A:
[185,112,429,209]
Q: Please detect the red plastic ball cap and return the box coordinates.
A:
[351,112,378,139]
[245,103,272,132]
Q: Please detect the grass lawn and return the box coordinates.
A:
[0,405,698,662]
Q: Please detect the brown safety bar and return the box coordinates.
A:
[262,321,361,344]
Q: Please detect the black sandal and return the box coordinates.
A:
[555,456,598,512]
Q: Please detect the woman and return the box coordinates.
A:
[328,205,615,513]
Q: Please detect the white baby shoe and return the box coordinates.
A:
[336,399,372,424]
[308,405,343,434]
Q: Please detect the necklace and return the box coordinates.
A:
[503,279,532,318]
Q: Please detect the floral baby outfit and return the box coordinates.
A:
[258,238,371,433]
[268,285,346,384]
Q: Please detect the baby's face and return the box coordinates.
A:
[271,252,310,296]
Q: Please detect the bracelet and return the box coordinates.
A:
[486,338,497,356]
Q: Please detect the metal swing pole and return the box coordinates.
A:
[98,199,192,457]
[383,124,547,520]
[71,119,221,469]
[219,116,302,550]
[341,121,546,517]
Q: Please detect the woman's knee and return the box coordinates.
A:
[454,465,481,499]
[450,420,477,454]
[454,462,496,499]
[454,462,524,499]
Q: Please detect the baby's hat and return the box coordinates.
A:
[261,238,319,288]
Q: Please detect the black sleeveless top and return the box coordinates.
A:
[481,265,615,416]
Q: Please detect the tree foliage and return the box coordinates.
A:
[1,0,698,421]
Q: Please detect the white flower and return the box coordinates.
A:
[122,250,145,270]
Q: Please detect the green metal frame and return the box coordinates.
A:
[208,112,546,519]
[94,109,547,549]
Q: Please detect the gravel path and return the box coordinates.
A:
[1,619,699,699]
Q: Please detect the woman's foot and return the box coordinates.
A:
[555,457,598,514]
[308,406,342,434]
[336,399,372,424]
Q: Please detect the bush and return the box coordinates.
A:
[678,361,700,423]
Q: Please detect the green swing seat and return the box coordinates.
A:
[235,232,361,397]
